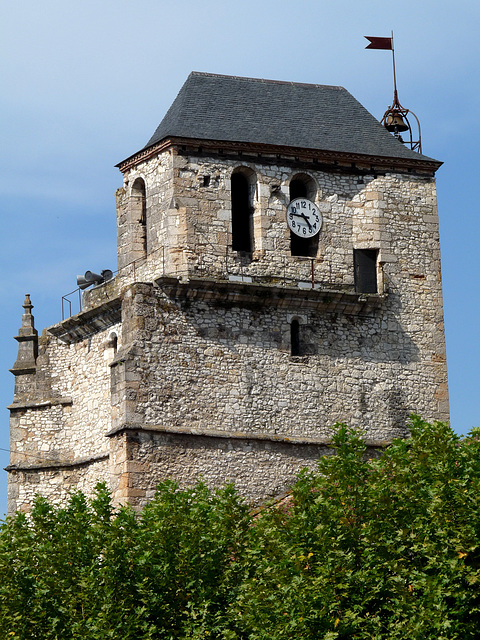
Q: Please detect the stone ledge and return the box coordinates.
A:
[106,422,391,448]
[155,276,387,315]
[5,451,109,473]
[9,366,36,377]
[47,298,122,344]
[8,397,73,411]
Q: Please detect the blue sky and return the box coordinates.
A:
[1,0,479,517]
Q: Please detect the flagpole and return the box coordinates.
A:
[391,30,398,101]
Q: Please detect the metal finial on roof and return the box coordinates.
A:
[365,32,423,154]
[381,90,422,154]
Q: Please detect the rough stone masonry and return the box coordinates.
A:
[7,73,448,513]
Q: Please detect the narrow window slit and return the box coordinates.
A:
[231,170,255,253]
[291,319,300,356]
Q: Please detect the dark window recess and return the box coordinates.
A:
[289,179,318,258]
[354,249,378,293]
[140,197,146,229]
[290,179,307,200]
[231,172,253,252]
[203,175,210,187]
[291,319,300,356]
[131,178,147,257]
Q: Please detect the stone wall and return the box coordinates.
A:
[8,457,110,513]
[7,316,121,513]
[109,428,338,509]
[110,280,446,445]
[120,150,443,294]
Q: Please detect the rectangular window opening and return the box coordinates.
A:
[354,249,378,293]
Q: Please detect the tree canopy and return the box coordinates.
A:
[1,417,480,639]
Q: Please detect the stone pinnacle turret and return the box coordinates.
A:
[10,294,38,377]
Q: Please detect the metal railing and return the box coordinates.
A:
[60,246,166,321]
[60,245,384,321]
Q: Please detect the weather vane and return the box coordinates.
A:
[365,32,422,153]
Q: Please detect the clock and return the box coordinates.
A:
[286,198,322,238]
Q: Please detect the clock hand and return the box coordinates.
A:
[293,212,312,230]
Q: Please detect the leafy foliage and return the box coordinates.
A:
[1,418,480,639]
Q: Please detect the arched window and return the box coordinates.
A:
[131,178,147,258]
[291,319,300,356]
[109,332,118,354]
[231,169,255,253]
[289,174,319,258]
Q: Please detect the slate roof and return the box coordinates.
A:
[136,72,438,165]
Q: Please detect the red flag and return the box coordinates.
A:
[365,36,393,50]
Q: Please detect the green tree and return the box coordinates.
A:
[0,482,249,639]
[1,418,479,639]
[233,418,480,639]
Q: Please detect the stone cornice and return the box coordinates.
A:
[47,298,122,344]
[8,397,73,411]
[106,422,391,448]
[154,275,386,315]
[5,451,109,473]
[9,366,36,377]
[116,137,442,175]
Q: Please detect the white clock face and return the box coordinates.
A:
[286,198,323,238]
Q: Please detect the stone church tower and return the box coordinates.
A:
[7,72,448,514]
